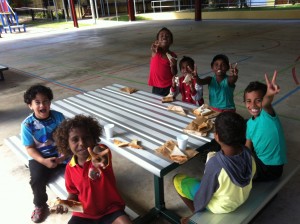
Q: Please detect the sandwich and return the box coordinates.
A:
[162,95,174,103]
[167,105,186,116]
[170,145,188,164]
[113,139,129,147]
[50,198,83,213]
[182,73,192,84]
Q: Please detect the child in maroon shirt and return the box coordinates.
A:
[170,56,204,106]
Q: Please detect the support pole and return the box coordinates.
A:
[195,0,202,21]
[128,0,135,21]
[69,0,79,28]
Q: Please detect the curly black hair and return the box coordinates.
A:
[24,84,53,104]
[215,112,246,146]
[156,27,173,43]
[243,81,267,102]
[53,115,102,157]
[210,54,230,69]
[179,56,195,71]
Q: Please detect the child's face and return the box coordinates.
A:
[244,90,264,118]
[211,59,229,76]
[157,30,172,49]
[68,127,95,160]
[28,93,51,119]
[180,61,193,76]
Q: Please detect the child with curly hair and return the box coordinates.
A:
[173,112,256,223]
[169,56,204,106]
[148,27,178,96]
[53,115,132,224]
[21,84,66,223]
[244,71,287,181]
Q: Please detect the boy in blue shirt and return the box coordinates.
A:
[244,71,287,181]
[21,84,65,223]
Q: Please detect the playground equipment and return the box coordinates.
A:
[0,0,26,33]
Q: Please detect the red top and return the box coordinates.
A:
[148,51,176,88]
[170,76,204,106]
[65,145,125,219]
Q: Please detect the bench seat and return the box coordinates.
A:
[4,135,139,221]
[188,159,300,224]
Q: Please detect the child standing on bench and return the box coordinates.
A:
[173,112,256,223]
[148,27,178,96]
[244,71,287,181]
[169,56,204,106]
[53,115,132,224]
[193,54,238,112]
[21,84,66,223]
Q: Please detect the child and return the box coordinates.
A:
[21,84,66,223]
[53,115,132,224]
[169,56,204,106]
[173,112,256,223]
[193,54,238,112]
[244,71,287,181]
[148,27,178,96]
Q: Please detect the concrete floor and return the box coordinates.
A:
[0,19,300,224]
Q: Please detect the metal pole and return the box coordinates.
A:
[69,0,78,27]
[61,0,68,21]
[89,0,96,22]
[94,0,99,19]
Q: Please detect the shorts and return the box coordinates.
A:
[173,174,201,200]
[253,152,284,182]
[68,210,128,224]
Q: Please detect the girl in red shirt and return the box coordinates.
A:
[148,27,178,96]
[53,115,131,224]
[170,56,204,106]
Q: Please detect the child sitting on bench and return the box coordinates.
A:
[53,115,132,224]
[244,71,287,181]
[173,112,256,224]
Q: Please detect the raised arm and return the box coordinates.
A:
[228,63,238,85]
[150,40,159,57]
[263,70,280,116]
[189,64,212,85]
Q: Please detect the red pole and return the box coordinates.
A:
[127,0,135,21]
[195,0,202,21]
[69,0,79,28]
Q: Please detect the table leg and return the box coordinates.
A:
[134,175,180,224]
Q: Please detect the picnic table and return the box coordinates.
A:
[50,83,213,223]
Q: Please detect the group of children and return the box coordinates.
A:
[148,27,287,222]
[19,27,286,224]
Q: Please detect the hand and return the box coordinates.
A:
[151,40,159,54]
[169,57,177,67]
[230,63,238,76]
[88,146,110,170]
[54,204,68,214]
[188,65,198,78]
[43,157,59,168]
[265,70,280,96]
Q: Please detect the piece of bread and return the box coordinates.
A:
[113,139,129,147]
[170,146,188,164]
[182,74,192,84]
[166,52,176,62]
[162,95,174,103]
[120,87,138,94]
[50,198,83,213]
[129,139,143,149]
[168,105,186,116]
